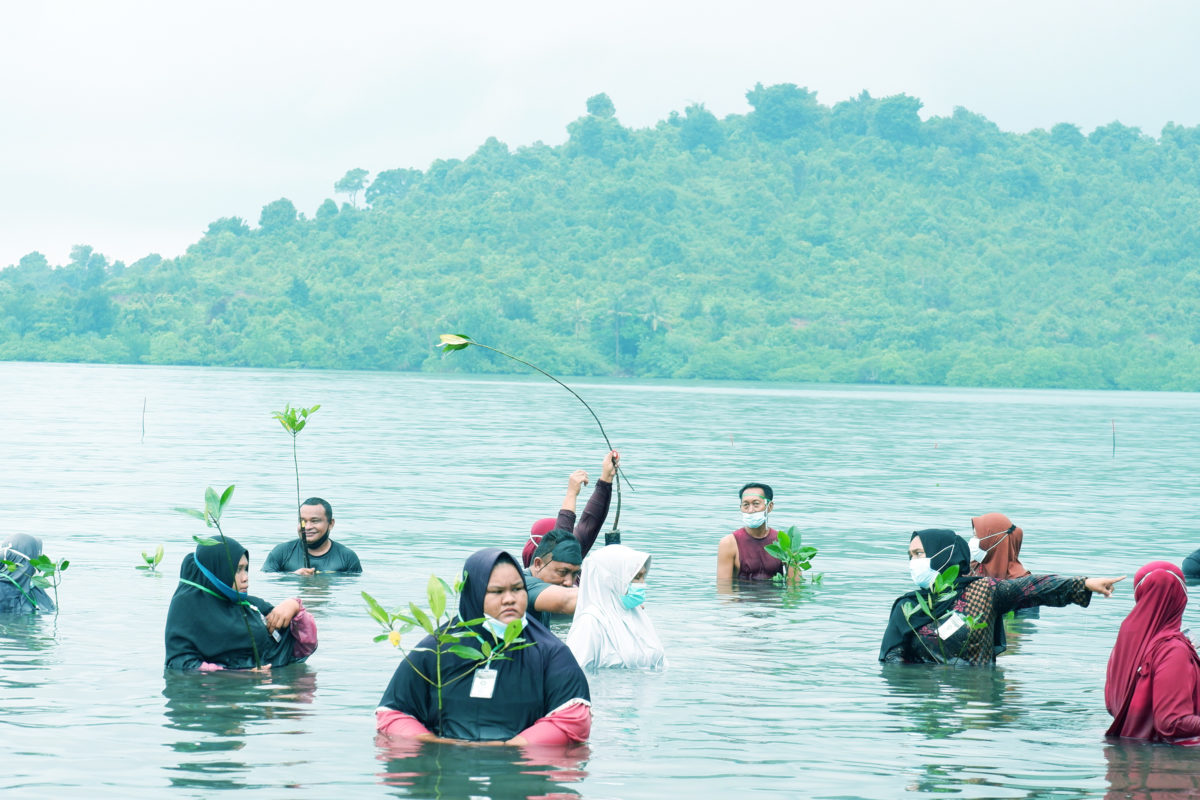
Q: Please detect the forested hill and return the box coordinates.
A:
[4,85,1200,390]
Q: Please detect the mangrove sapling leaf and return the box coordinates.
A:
[204,486,222,523]
[176,507,208,524]
[427,574,446,619]
[964,615,989,631]
[450,645,485,660]
[409,603,435,634]
[192,535,220,546]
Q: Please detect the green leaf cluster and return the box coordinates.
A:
[764,525,821,584]
[272,403,320,436]
[136,543,165,571]
[6,86,1200,391]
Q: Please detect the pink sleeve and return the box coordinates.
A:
[290,603,318,659]
[516,701,591,745]
[1152,644,1200,738]
[199,662,224,672]
[376,707,434,738]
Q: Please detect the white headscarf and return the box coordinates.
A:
[566,544,666,670]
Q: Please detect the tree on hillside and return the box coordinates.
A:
[872,94,923,144]
[746,82,823,141]
[366,168,422,205]
[259,198,298,231]
[586,93,616,119]
[205,216,250,237]
[680,103,724,152]
[335,168,370,207]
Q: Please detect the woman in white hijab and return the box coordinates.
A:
[566,544,665,670]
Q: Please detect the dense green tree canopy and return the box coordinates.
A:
[3,84,1199,391]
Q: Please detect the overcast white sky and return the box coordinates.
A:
[3,0,1199,269]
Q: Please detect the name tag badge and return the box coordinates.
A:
[470,667,497,699]
[937,612,965,640]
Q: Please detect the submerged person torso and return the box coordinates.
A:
[262,539,362,573]
[733,528,783,580]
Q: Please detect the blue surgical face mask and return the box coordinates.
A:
[909,557,938,588]
[484,614,525,640]
[621,583,646,609]
[742,511,768,529]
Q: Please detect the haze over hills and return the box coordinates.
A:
[4,85,1199,390]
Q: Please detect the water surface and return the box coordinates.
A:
[2,362,1198,798]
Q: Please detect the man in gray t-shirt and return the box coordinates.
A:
[263,497,363,575]
[523,528,582,629]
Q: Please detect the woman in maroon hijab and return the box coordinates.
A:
[1105,561,1200,744]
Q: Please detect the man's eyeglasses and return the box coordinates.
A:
[740,496,768,511]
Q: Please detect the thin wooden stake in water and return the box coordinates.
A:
[1112,419,1116,458]
[141,396,147,444]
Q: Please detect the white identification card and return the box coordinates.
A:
[937,612,965,640]
[470,667,497,699]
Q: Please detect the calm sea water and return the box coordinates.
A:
[2,361,1198,799]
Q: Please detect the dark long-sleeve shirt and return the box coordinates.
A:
[883,574,1091,666]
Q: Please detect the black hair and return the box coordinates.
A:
[533,527,572,561]
[300,497,333,522]
[738,482,773,502]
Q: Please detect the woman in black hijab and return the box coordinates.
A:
[376,548,591,745]
[879,528,1123,665]
[165,537,317,671]
[0,534,54,614]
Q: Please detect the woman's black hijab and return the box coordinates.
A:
[0,534,54,613]
[164,536,297,670]
[379,547,590,741]
[879,529,989,661]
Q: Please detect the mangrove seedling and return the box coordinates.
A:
[272,402,321,569]
[901,564,988,663]
[175,485,261,669]
[363,574,533,737]
[2,549,68,612]
[437,333,630,533]
[136,544,165,572]
[765,525,822,585]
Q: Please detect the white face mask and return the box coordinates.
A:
[967,537,986,564]
[483,614,525,640]
[909,557,938,588]
[742,511,768,529]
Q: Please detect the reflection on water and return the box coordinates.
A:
[375,736,588,799]
[880,664,1024,739]
[1105,742,1200,799]
[0,614,59,690]
[161,665,317,790]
